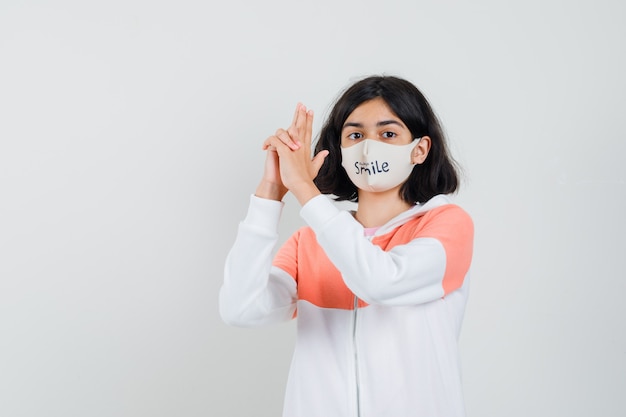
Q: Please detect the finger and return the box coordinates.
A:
[264,130,297,151]
[304,109,314,148]
[263,134,287,151]
[262,135,276,150]
[275,128,300,150]
[288,104,306,147]
[311,149,329,177]
[265,135,291,155]
[290,102,303,128]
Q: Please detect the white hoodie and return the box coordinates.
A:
[220,194,474,417]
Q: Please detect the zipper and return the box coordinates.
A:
[352,295,361,417]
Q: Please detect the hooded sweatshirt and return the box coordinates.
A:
[220,193,474,417]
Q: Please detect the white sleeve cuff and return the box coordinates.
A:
[299,194,342,231]
[242,194,285,231]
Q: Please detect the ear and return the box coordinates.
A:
[411,136,431,164]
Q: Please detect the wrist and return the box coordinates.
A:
[255,180,287,201]
[289,180,321,206]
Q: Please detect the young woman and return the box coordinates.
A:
[220,75,474,417]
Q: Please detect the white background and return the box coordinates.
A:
[1,0,625,416]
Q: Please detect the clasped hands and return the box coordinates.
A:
[256,103,329,205]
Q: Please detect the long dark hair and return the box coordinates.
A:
[313,75,459,204]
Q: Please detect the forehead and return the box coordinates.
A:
[343,97,406,128]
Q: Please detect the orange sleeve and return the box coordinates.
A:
[418,205,474,295]
[272,229,300,282]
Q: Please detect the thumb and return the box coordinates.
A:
[311,150,330,176]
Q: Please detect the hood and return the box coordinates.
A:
[372,194,453,237]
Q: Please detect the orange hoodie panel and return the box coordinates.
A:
[273,204,472,310]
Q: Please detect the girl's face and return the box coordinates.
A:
[341,97,413,148]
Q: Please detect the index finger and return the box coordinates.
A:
[290,102,304,129]
[304,109,314,148]
[288,103,307,147]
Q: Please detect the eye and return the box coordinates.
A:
[347,132,363,140]
[381,131,397,139]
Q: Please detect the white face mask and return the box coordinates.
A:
[340,138,421,192]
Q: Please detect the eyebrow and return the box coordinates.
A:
[342,120,404,129]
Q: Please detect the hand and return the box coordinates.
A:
[255,103,315,201]
[255,146,288,201]
[262,103,329,205]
